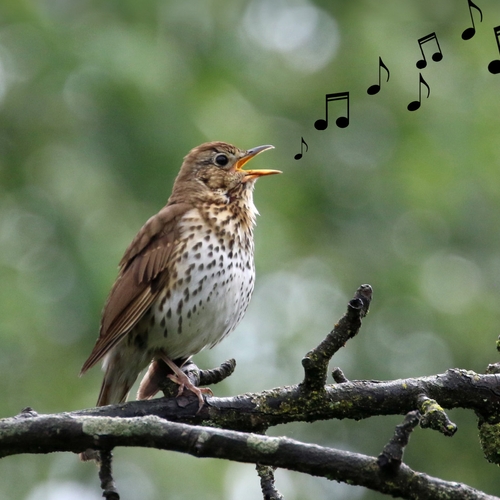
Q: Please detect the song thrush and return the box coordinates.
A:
[80,141,280,419]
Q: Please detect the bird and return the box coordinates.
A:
[80,141,280,428]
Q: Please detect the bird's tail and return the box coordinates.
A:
[79,354,139,462]
[95,367,133,407]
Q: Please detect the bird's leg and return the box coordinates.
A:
[158,354,213,411]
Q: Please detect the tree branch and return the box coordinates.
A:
[23,369,497,433]
[2,284,499,499]
[0,413,496,500]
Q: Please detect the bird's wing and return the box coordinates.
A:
[80,203,193,374]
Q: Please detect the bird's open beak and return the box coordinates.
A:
[235,145,281,179]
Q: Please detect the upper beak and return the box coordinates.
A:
[235,145,281,179]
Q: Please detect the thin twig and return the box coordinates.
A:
[301,284,372,391]
[418,395,457,436]
[256,465,284,500]
[99,450,120,500]
[377,411,421,473]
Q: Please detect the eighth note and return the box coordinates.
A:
[488,26,500,75]
[416,32,443,69]
[294,137,309,160]
[314,92,349,130]
[367,57,390,95]
[407,73,430,112]
[461,0,483,40]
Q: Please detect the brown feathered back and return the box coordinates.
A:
[80,202,192,374]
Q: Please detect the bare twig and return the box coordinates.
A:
[377,411,421,473]
[256,465,284,500]
[199,358,236,385]
[418,395,457,437]
[99,450,120,500]
[332,367,349,383]
[301,284,372,391]
[154,358,237,399]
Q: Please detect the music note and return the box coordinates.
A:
[488,26,500,75]
[314,92,349,130]
[294,137,309,160]
[367,57,390,95]
[407,73,430,111]
[415,32,443,69]
[461,0,483,40]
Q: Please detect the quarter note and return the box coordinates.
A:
[461,0,483,40]
[367,57,390,95]
[488,26,500,74]
[407,73,430,111]
[314,92,349,130]
[294,137,309,160]
[415,32,443,69]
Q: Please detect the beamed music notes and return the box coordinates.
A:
[314,92,350,130]
[415,32,443,69]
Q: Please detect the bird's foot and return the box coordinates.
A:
[167,372,213,410]
[159,354,212,411]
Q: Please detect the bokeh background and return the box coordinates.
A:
[1,0,500,498]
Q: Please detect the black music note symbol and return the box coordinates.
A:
[294,137,309,160]
[488,26,500,74]
[416,32,443,69]
[407,74,431,111]
[462,0,483,40]
[314,92,349,130]
[367,57,390,95]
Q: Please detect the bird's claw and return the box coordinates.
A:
[167,371,213,411]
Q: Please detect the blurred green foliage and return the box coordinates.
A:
[1,0,500,498]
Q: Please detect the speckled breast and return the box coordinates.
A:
[141,205,256,360]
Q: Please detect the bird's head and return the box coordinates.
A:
[170,142,280,205]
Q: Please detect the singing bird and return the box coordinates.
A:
[80,142,280,421]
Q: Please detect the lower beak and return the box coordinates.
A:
[235,145,281,178]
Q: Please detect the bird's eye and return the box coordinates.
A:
[214,154,229,167]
